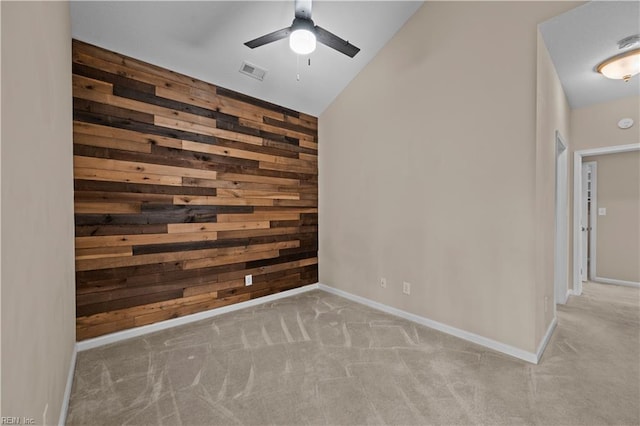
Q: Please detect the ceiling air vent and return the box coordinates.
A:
[239,61,267,81]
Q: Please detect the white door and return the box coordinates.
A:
[580,163,593,282]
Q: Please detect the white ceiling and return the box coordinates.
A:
[70,1,423,116]
[540,1,640,109]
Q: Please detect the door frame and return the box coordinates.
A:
[554,131,569,304]
[572,143,640,295]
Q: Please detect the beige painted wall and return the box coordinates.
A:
[320,1,578,353]
[572,96,640,151]
[569,96,640,289]
[1,2,75,424]
[584,152,640,283]
[535,31,571,343]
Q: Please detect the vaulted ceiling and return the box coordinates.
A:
[71,1,639,116]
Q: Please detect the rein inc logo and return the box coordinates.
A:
[1,418,35,425]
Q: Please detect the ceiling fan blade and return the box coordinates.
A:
[314,25,360,58]
[245,27,291,49]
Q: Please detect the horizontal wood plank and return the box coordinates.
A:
[75,231,219,249]
[74,156,218,180]
[74,202,141,214]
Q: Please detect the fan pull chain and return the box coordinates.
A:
[295,56,312,81]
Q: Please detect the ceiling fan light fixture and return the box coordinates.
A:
[290,28,316,55]
[596,48,640,82]
[289,18,316,55]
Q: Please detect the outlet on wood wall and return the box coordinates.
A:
[72,40,318,340]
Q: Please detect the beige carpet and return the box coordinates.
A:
[66,282,640,425]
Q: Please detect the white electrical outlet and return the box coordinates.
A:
[380,277,387,288]
[403,281,411,295]
[245,274,253,286]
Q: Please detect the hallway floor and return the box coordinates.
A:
[66,282,640,425]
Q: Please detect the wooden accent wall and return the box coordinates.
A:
[72,40,318,340]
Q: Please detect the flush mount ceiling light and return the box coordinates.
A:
[597,35,640,82]
[597,48,640,81]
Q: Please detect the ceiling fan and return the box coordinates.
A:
[244,0,360,58]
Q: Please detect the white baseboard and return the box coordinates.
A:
[594,276,640,289]
[536,317,557,362]
[318,283,547,364]
[58,344,77,426]
[77,283,319,352]
[75,282,561,365]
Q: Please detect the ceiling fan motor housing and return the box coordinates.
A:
[291,17,315,33]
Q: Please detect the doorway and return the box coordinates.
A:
[573,143,640,295]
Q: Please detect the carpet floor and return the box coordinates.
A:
[66,282,640,425]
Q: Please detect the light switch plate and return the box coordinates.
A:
[598,208,606,216]
[245,274,253,286]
